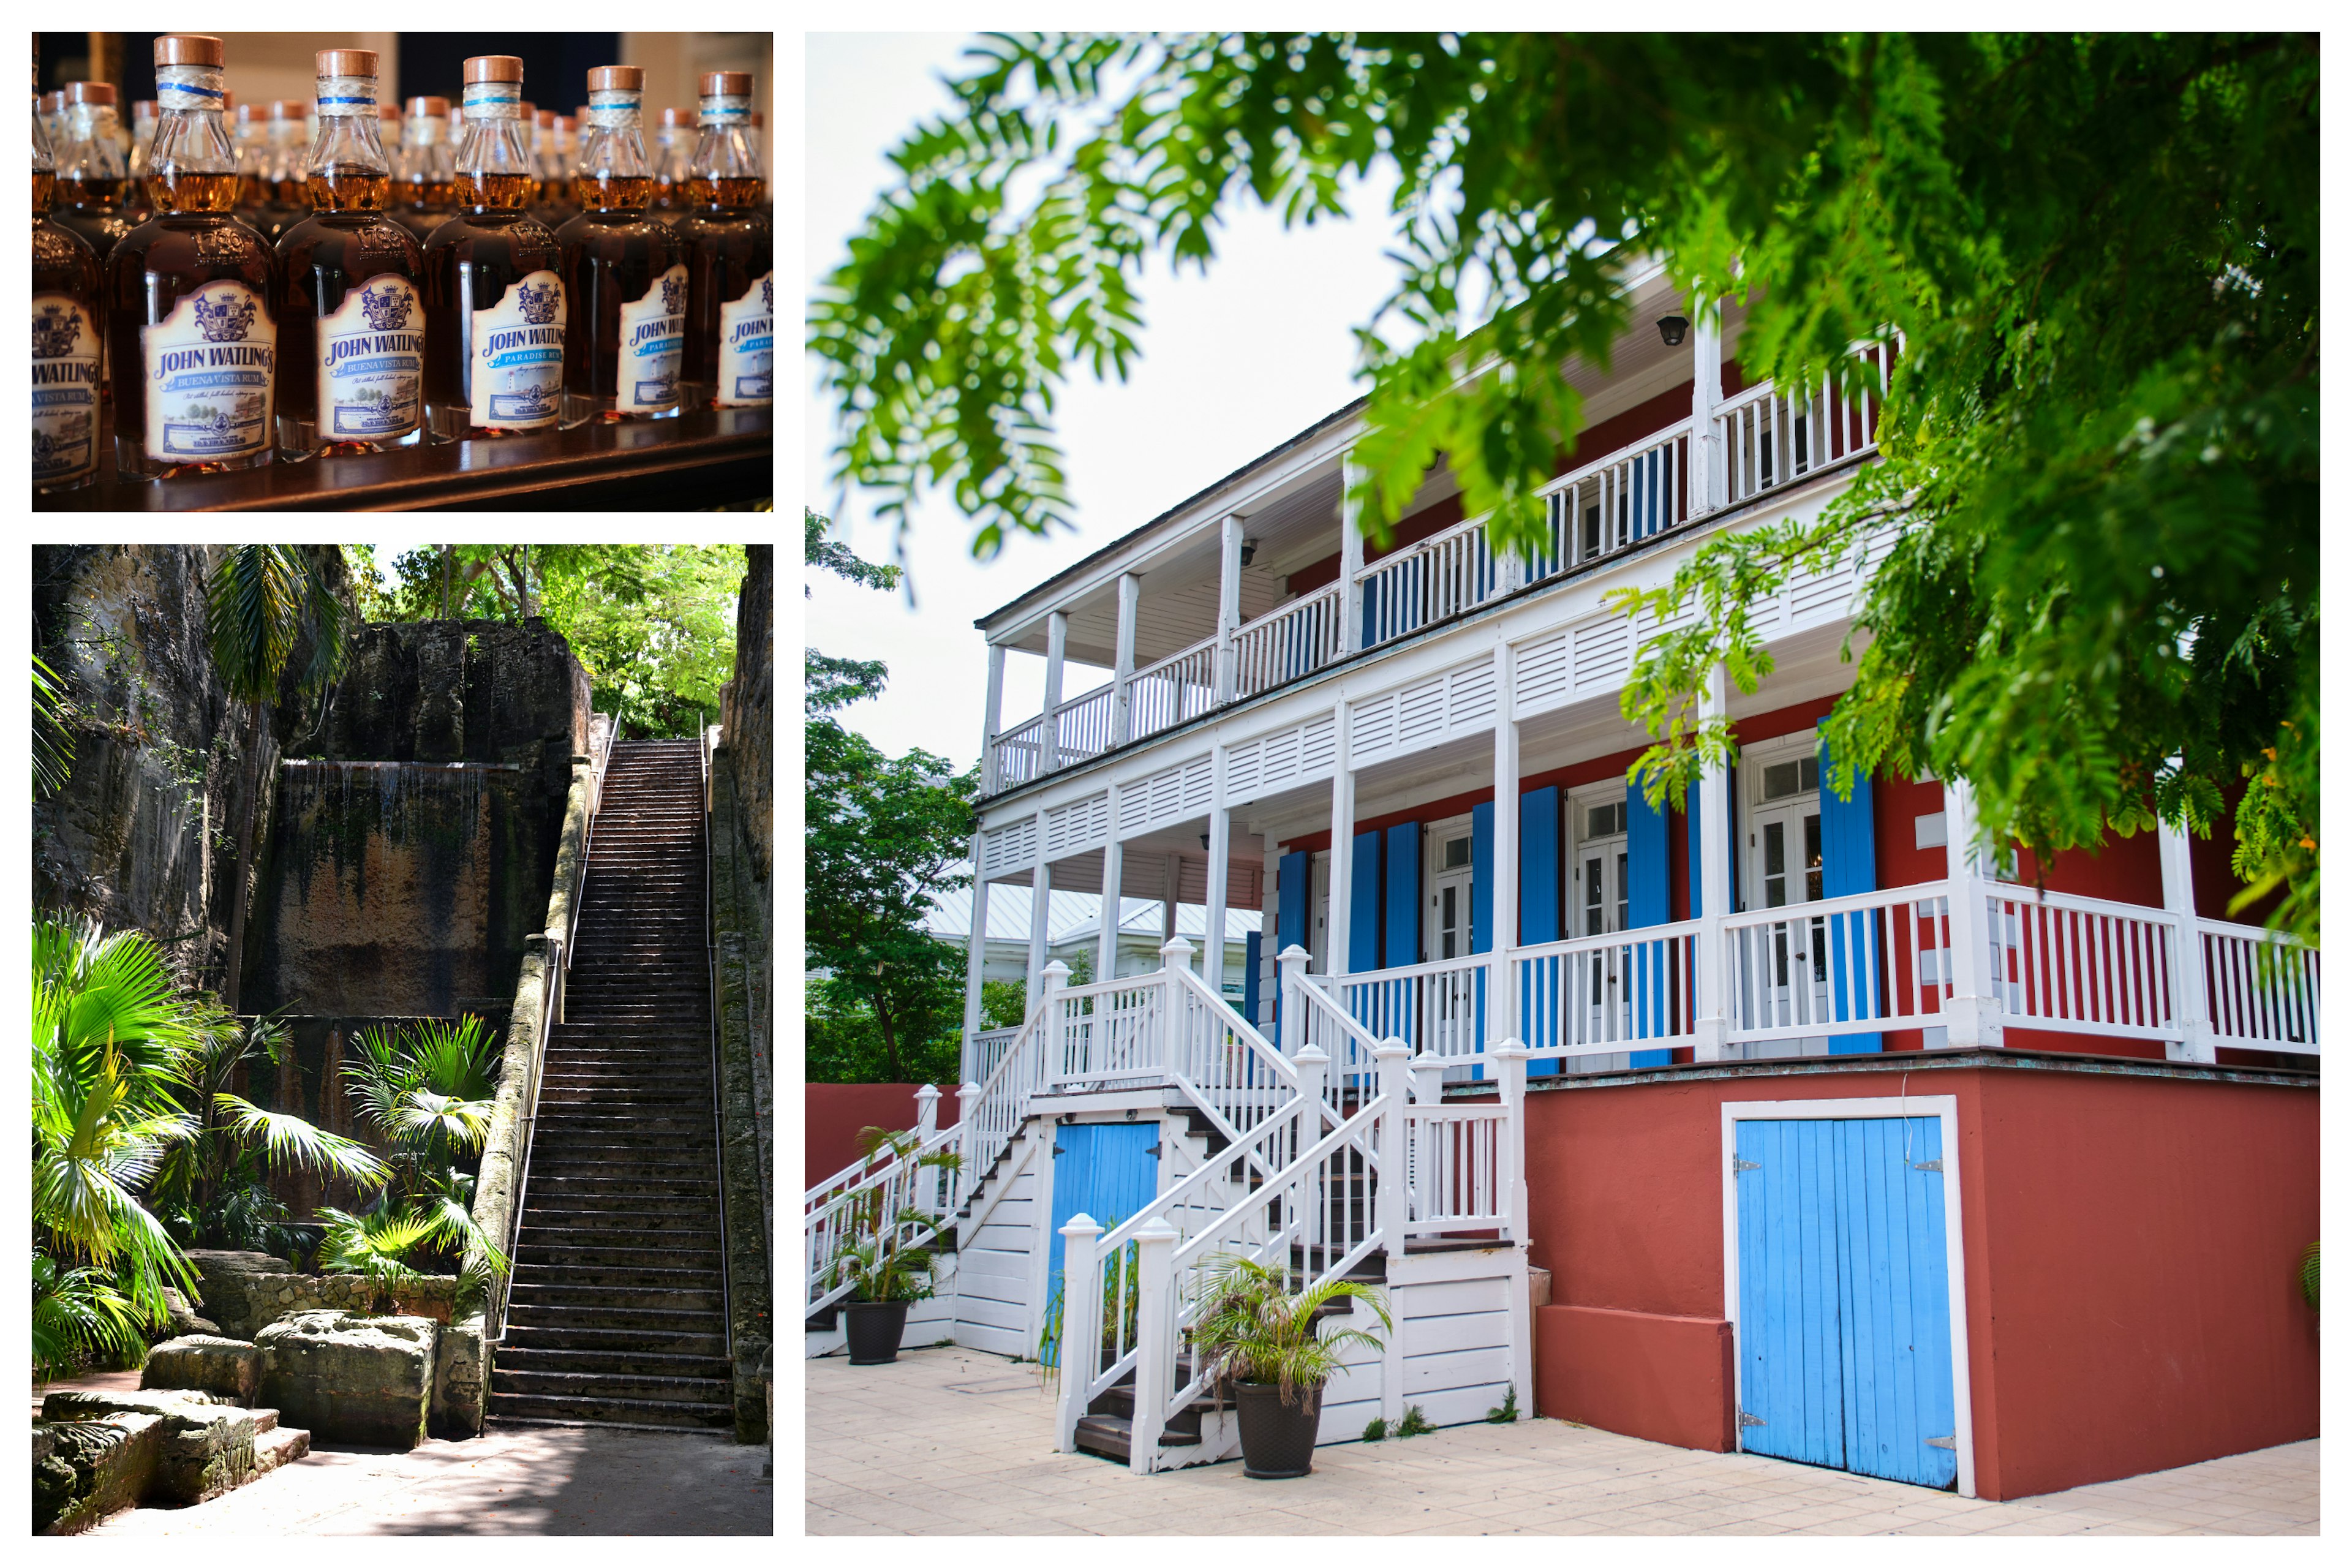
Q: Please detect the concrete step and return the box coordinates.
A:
[519,1212,721,1240]
[514,1240,724,1272]
[505,1300,727,1333]
[510,1280,723,1313]
[484,1390,731,1429]
[254,1423,311,1476]
[493,1344,731,1379]
[500,1322,728,1357]
[490,1366,732,1404]
[513,1261,723,1291]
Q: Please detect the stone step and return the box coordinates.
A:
[505,1300,727,1333]
[519,1213,721,1240]
[484,1390,732,1429]
[513,1261,723,1290]
[492,1344,731,1379]
[510,1281,724,1313]
[254,1423,312,1476]
[491,1366,732,1404]
[514,1241,724,1272]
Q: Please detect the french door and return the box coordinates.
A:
[1746,801,1830,1033]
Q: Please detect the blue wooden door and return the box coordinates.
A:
[1736,1117,1958,1488]
[1046,1123,1160,1289]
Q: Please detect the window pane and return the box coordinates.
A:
[1444,836,1470,869]
[1616,851,1628,930]
[1763,760,1800,799]
[1800,756,1819,793]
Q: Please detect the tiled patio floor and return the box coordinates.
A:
[806,1347,2318,1536]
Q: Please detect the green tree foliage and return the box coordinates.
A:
[812,32,2318,941]
[358,545,744,739]
[805,514,981,1083]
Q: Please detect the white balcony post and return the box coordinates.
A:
[1161,853,1182,950]
[1053,1213,1102,1450]
[1112,571,1140,745]
[960,831,991,1076]
[1374,1039,1412,1428]
[1327,705,1356,979]
[1215,513,1245,704]
[956,1080,981,1212]
[1411,1048,1443,1231]
[1493,1038,1536,1419]
[1694,662,1733,1060]
[1204,749,1231,997]
[1042,611,1069,774]
[2158,819,2218,1063]
[1690,298,1722,514]
[1940,777,2005,1048]
[1292,1041,1329,1185]
[1127,1218,1180,1473]
[1259,835,1282,1032]
[1340,451,1366,655]
[1040,957,1070,1069]
[911,1084,942,1218]
[1492,642,1520,1051]
[1160,937,1195,1076]
[1097,819,1125,985]
[981,643,1007,793]
[1278,944,1311,1056]
[1025,833,1054,1009]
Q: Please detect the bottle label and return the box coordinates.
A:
[32,293,102,484]
[715,270,772,407]
[617,264,687,412]
[468,269,565,428]
[317,275,424,440]
[140,279,277,462]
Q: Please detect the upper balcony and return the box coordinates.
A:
[976,281,1891,802]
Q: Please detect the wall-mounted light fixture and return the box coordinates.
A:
[1239,538,1257,567]
[1657,315,1690,347]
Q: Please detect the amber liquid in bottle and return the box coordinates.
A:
[35,174,106,492]
[556,173,682,425]
[276,164,426,456]
[423,168,564,440]
[394,175,457,240]
[51,173,133,262]
[107,169,277,478]
[677,176,769,409]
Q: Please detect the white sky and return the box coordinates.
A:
[802,31,1404,772]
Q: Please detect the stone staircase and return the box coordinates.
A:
[488,739,733,1430]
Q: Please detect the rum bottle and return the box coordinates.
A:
[649,105,690,224]
[557,66,683,426]
[51,83,133,264]
[105,33,279,480]
[530,108,579,228]
[251,99,309,245]
[274,48,427,459]
[126,99,157,222]
[33,43,102,492]
[676,72,770,410]
[422,55,565,440]
[393,95,456,241]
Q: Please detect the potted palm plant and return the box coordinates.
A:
[831,1126,962,1365]
[1188,1253,1391,1479]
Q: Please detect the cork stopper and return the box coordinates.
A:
[552,115,573,133]
[407,96,450,118]
[699,72,752,96]
[315,48,377,78]
[154,34,225,68]
[661,106,692,127]
[134,99,158,121]
[65,81,116,106]
[574,105,591,123]
[535,108,554,128]
[42,91,65,112]
[236,102,262,125]
[463,55,524,85]
[380,102,402,121]
[587,66,643,92]
[223,90,236,114]
[751,110,763,129]
[271,99,307,121]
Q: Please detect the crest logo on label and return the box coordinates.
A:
[32,303,83,359]
[359,282,414,332]
[517,281,560,325]
[662,274,687,316]
[195,290,258,342]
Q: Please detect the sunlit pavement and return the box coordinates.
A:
[807,1347,2315,1537]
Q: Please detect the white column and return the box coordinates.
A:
[1203,750,1231,998]
[1259,834,1281,1031]
[1493,1039,1536,1422]
[1161,853,1181,954]
[1215,513,1244,704]
[1374,1040,1411,1428]
[981,643,1008,793]
[1112,571,1140,745]
[2158,820,2217,1063]
[1491,641,1520,1049]
[1097,816,1125,985]
[1041,611,1068,774]
[1340,451,1366,654]
[1126,1218,1180,1472]
[1278,944,1311,1055]
[1052,1212,1101,1450]
[960,829,991,1080]
[1689,298,1723,514]
[1326,704,1356,975]
[1940,777,2005,1048]
[1025,827,1054,1009]
[1693,662,1733,1060]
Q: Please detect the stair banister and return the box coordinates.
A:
[913,1084,941,1218]
[1493,1040,1529,1245]
[1054,1213,1104,1452]
[701,723,734,1360]
[954,1080,980,1211]
[1373,1041,1412,1428]
[1278,943,1309,1056]
[1126,1218,1181,1474]
[1292,1046,1329,1251]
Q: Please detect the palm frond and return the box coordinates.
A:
[34,652,75,798]
[213,1094,390,1189]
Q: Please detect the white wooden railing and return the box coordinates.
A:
[1515,919,1703,1057]
[1404,1102,1510,1234]
[2198,919,2318,1053]
[1357,512,1506,648]
[965,1025,1019,1091]
[1985,884,2180,1043]
[1052,680,1120,767]
[1126,636,1219,741]
[1713,341,1891,510]
[991,712,1047,789]
[1724,887,1953,1046]
[1232,581,1344,700]
[804,1104,962,1319]
[1316,951,1494,1069]
[1532,420,1694,583]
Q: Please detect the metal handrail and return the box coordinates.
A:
[703,722,735,1359]
[488,714,614,1343]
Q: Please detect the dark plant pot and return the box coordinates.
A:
[843,1300,911,1365]
[1234,1379,1324,1479]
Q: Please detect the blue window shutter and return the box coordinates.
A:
[1819,739,1882,1055]
[1728,771,1741,913]
[1243,929,1262,1027]
[1384,821,1420,968]
[1687,780,1705,917]
[1626,785,1672,1065]
[1278,850,1309,960]
[1471,801,1494,954]
[1349,831,1381,974]
[1520,786,1561,943]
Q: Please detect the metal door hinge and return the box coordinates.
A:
[1732,1158,1760,1172]
[1924,1436,1956,1450]
[1738,1411,1766,1428]
[1912,1159,1943,1172]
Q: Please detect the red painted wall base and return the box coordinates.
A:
[1534,1304,1735,1453]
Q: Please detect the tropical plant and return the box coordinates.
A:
[1035,1219,1139,1382]
[31,1254,144,1382]
[323,1015,508,1285]
[1487,1385,1521,1423]
[829,1125,962,1306]
[1396,1403,1435,1437]
[2299,1242,2318,1313]
[1187,1253,1392,1410]
[34,651,74,799]
[205,545,348,1012]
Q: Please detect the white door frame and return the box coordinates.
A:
[1424,812,1475,962]
[1719,1094,1978,1499]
